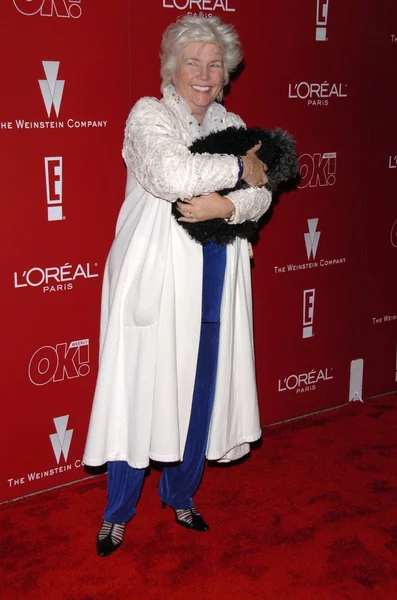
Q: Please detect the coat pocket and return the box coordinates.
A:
[122,238,166,328]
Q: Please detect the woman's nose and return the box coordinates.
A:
[199,66,210,80]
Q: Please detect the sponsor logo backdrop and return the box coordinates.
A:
[355,0,397,397]
[0,0,396,502]
[0,0,130,501]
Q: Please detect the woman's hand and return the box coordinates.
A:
[242,142,268,188]
[177,193,234,222]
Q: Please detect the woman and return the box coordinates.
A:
[83,14,271,557]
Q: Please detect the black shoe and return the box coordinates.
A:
[96,521,125,557]
[174,507,210,532]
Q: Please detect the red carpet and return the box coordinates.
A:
[2,395,397,600]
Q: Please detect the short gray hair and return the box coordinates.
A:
[160,14,243,100]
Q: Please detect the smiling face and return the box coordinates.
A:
[173,42,225,123]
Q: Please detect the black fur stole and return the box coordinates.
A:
[172,127,299,245]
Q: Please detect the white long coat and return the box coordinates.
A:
[83,86,272,469]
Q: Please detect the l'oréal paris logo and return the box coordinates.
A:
[389,156,397,169]
[278,368,334,394]
[13,0,82,18]
[391,220,397,248]
[162,0,235,11]
[13,262,99,293]
[288,82,347,106]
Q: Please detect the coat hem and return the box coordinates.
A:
[82,452,183,470]
[206,430,262,462]
[83,432,261,470]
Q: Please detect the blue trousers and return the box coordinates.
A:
[104,241,227,524]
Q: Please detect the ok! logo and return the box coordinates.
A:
[28,339,90,386]
[13,0,82,18]
[298,153,337,188]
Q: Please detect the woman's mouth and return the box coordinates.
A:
[191,86,212,92]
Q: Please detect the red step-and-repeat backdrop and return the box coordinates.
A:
[0,0,396,502]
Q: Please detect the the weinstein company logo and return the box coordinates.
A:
[45,157,63,221]
[1,60,108,131]
[299,153,336,188]
[389,156,397,169]
[372,313,397,325]
[273,218,346,274]
[29,339,90,386]
[13,0,82,18]
[316,0,330,41]
[50,416,73,464]
[303,289,316,338]
[7,415,81,487]
[39,61,64,118]
[305,219,321,259]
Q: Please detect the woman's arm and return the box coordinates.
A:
[224,187,272,224]
[122,97,240,202]
[223,111,272,223]
[175,187,271,224]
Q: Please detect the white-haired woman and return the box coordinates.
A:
[84,14,271,557]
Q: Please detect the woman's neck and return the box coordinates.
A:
[192,110,206,125]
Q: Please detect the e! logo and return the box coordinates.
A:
[45,157,63,221]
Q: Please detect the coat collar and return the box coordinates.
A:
[162,84,227,140]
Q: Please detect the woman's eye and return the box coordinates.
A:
[187,61,198,67]
[211,63,222,68]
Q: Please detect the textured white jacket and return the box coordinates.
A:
[83,85,272,468]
